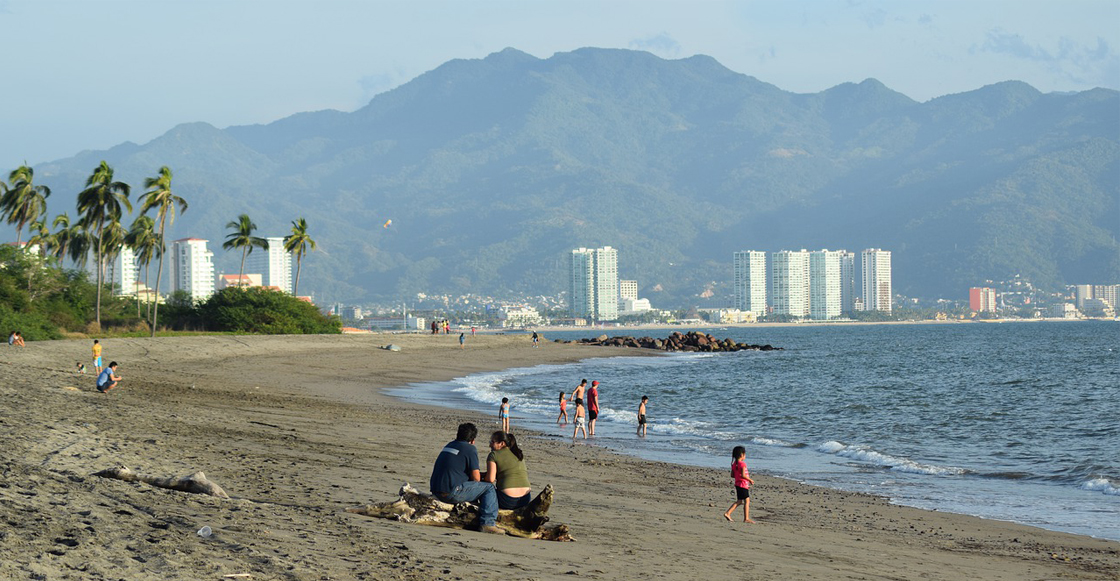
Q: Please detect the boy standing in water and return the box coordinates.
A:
[637,395,649,436]
[723,446,755,523]
[571,399,588,443]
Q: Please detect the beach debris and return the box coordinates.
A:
[381,344,402,351]
[574,331,781,353]
[197,525,213,537]
[347,483,573,541]
[92,466,230,498]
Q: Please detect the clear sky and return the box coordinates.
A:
[1,0,1117,172]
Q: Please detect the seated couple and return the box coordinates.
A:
[429,423,532,534]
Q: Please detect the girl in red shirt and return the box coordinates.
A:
[723,446,755,522]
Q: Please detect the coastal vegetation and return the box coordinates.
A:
[0,162,333,338]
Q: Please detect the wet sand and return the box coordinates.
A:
[1,334,1116,580]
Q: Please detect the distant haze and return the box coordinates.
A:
[1,0,1117,170]
[26,48,1120,304]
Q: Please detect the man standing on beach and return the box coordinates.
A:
[587,380,600,436]
[430,422,503,534]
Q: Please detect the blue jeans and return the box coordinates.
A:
[436,481,498,526]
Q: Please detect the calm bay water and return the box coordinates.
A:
[390,321,1120,540]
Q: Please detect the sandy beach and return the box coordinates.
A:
[1,334,1116,580]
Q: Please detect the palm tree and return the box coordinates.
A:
[101,220,127,297]
[125,215,158,318]
[139,166,186,337]
[223,213,268,287]
[49,213,74,262]
[283,217,317,296]
[2,164,52,246]
[77,161,131,329]
[67,223,92,271]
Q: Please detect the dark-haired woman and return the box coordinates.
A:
[486,431,531,509]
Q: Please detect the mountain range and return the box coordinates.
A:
[27,47,1120,305]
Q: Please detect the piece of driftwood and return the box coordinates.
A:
[92,466,230,498]
[348,483,573,541]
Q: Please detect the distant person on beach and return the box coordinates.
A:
[556,391,568,425]
[587,380,600,436]
[471,326,476,336]
[76,362,86,374]
[431,320,438,335]
[96,362,122,393]
[92,339,103,373]
[498,397,510,432]
[723,446,755,523]
[531,331,539,348]
[429,422,502,534]
[637,395,649,436]
[459,333,465,349]
[486,431,531,509]
[445,321,451,334]
[9,331,24,347]
[572,399,588,443]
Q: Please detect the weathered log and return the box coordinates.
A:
[347,483,573,541]
[92,466,230,498]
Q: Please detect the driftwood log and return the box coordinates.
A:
[92,466,230,498]
[348,483,573,541]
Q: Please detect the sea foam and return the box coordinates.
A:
[817,441,966,476]
[1080,478,1120,496]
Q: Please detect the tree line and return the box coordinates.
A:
[1,161,324,336]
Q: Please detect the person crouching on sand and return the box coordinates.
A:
[96,362,123,393]
[723,445,755,523]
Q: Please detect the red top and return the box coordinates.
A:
[732,459,750,489]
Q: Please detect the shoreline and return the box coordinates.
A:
[1,335,1117,580]
[526,316,1114,333]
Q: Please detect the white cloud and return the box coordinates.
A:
[628,32,681,58]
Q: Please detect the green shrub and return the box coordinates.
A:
[197,287,341,334]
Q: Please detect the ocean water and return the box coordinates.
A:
[390,321,1120,540]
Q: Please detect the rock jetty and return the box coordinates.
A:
[569,331,781,353]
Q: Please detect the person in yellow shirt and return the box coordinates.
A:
[92,340,103,374]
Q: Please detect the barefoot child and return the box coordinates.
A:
[571,399,588,443]
[636,395,648,436]
[723,446,755,523]
[92,339,103,373]
[498,397,511,432]
[556,391,569,425]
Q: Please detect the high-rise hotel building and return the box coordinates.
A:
[861,248,892,313]
[733,251,767,316]
[171,238,216,301]
[809,249,843,320]
[770,250,810,318]
[570,246,619,321]
[839,251,856,314]
[619,279,638,302]
[246,236,293,294]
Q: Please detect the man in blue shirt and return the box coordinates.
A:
[429,422,502,534]
[96,361,122,393]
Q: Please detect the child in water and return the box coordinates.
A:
[498,397,511,432]
[571,399,587,443]
[557,391,568,425]
[723,446,755,523]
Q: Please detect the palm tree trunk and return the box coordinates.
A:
[145,262,152,322]
[95,219,104,329]
[239,247,248,287]
[293,253,303,296]
[150,215,167,338]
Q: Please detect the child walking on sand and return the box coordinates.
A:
[723,446,755,523]
[571,399,587,443]
[499,397,511,432]
[557,391,568,425]
[637,395,649,436]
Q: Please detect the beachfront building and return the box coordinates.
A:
[216,273,262,290]
[770,250,810,318]
[245,236,293,294]
[861,248,892,313]
[500,305,543,328]
[733,250,767,317]
[969,287,998,313]
[86,249,140,296]
[839,250,856,314]
[569,246,619,321]
[1095,285,1119,309]
[809,249,843,320]
[619,279,638,302]
[171,238,216,301]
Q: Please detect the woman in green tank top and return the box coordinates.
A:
[485,431,532,509]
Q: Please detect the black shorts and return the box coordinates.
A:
[638,414,646,425]
[735,486,750,500]
[588,409,598,421]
